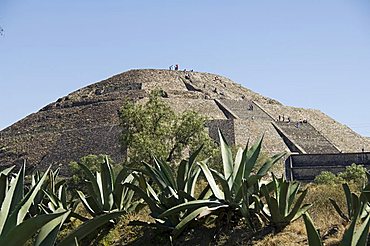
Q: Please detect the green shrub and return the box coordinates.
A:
[119,91,218,167]
[314,171,344,185]
[339,164,367,187]
[314,164,366,187]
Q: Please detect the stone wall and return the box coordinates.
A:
[286,152,370,181]
[233,119,288,153]
[305,109,370,153]
[0,131,62,170]
[2,100,124,136]
[206,119,235,145]
[163,98,227,120]
[39,125,122,176]
[182,70,280,104]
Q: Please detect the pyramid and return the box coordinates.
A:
[1,69,369,175]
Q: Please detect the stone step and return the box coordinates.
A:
[275,121,339,154]
[219,99,272,120]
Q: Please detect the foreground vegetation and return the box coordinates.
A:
[1,130,370,245]
[1,95,370,245]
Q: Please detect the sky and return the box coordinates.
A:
[1,1,370,136]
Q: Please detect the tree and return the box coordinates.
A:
[119,91,217,166]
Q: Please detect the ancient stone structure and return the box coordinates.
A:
[286,152,370,181]
[1,69,369,175]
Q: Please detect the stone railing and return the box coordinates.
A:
[286,152,370,181]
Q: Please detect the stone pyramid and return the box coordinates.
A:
[1,69,369,174]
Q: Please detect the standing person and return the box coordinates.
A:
[175,64,179,70]
[169,65,173,70]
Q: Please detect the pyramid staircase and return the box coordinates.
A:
[273,121,340,154]
[217,99,272,120]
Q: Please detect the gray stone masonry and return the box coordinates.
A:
[286,152,370,181]
[274,121,340,154]
[260,103,370,153]
[219,99,272,120]
[206,119,235,145]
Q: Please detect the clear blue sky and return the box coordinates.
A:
[1,1,370,136]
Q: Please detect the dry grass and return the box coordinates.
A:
[253,183,349,246]
[104,207,158,245]
[304,184,345,228]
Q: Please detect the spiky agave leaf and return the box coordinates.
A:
[218,129,234,188]
[302,213,323,246]
[197,160,224,200]
[35,209,71,246]
[329,198,349,222]
[0,166,15,210]
[58,211,127,246]
[77,157,140,216]
[0,212,67,246]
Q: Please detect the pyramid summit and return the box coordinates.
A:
[1,69,369,174]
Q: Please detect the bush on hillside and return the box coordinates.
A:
[314,163,367,187]
[314,171,344,185]
[338,163,367,186]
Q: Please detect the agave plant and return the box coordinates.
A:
[304,178,370,246]
[76,155,142,217]
[29,168,71,217]
[339,200,370,246]
[0,163,69,246]
[0,166,15,204]
[326,179,370,246]
[28,170,46,216]
[257,174,311,230]
[160,130,286,234]
[330,183,370,223]
[38,157,143,245]
[124,146,213,235]
[48,160,136,245]
[304,205,370,246]
[41,183,85,224]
